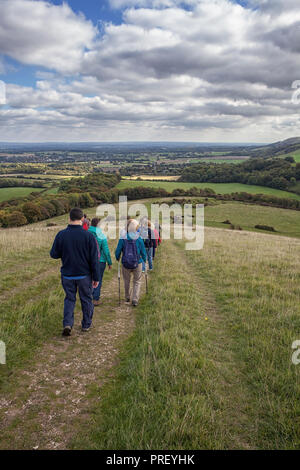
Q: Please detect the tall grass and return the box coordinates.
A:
[0,226,58,260]
[0,225,65,387]
[187,228,300,449]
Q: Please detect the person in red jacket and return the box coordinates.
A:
[153,225,161,260]
[82,214,90,231]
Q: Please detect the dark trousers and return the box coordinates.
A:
[92,262,106,301]
[61,275,94,329]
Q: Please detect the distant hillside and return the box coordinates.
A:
[251,137,300,158]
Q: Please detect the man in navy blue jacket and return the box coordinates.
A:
[50,207,100,336]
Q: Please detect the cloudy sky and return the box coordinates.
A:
[0,0,300,142]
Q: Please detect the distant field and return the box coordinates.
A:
[43,187,59,195]
[32,174,76,180]
[123,175,180,181]
[0,187,42,202]
[117,179,300,200]
[0,174,76,180]
[193,158,247,164]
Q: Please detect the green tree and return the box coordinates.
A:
[22,203,42,223]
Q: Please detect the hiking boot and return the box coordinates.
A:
[132,301,138,307]
[81,327,90,332]
[93,300,101,306]
[126,298,131,303]
[62,326,72,337]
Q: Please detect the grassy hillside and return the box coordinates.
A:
[1,201,300,449]
[126,197,300,238]
[117,180,300,200]
[74,231,300,450]
[9,196,300,240]
[251,137,300,158]
[204,202,300,238]
[0,187,42,202]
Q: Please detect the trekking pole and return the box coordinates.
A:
[118,260,121,306]
[145,263,148,294]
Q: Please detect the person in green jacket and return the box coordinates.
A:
[88,218,112,306]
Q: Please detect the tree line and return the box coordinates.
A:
[0,178,45,189]
[0,173,120,228]
[180,158,300,192]
[0,175,299,228]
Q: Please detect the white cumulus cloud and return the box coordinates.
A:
[0,0,96,73]
[1,0,300,141]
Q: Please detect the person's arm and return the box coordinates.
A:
[139,238,147,263]
[89,235,100,283]
[102,238,112,266]
[115,239,123,261]
[151,229,156,248]
[50,233,62,259]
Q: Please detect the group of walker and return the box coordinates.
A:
[50,208,161,336]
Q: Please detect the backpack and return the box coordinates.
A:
[143,227,154,249]
[122,239,139,269]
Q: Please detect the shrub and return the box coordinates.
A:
[255,225,276,232]
[38,205,51,219]
[22,202,42,223]
[46,222,58,227]
[67,193,80,207]
[2,211,28,228]
[49,199,65,216]
[78,193,94,208]
[41,201,57,217]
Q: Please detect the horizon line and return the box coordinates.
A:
[0,140,266,145]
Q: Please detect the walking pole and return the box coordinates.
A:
[118,260,121,306]
[145,263,148,294]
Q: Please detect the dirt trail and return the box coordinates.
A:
[0,272,145,450]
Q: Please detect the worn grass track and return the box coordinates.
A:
[0,264,146,449]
